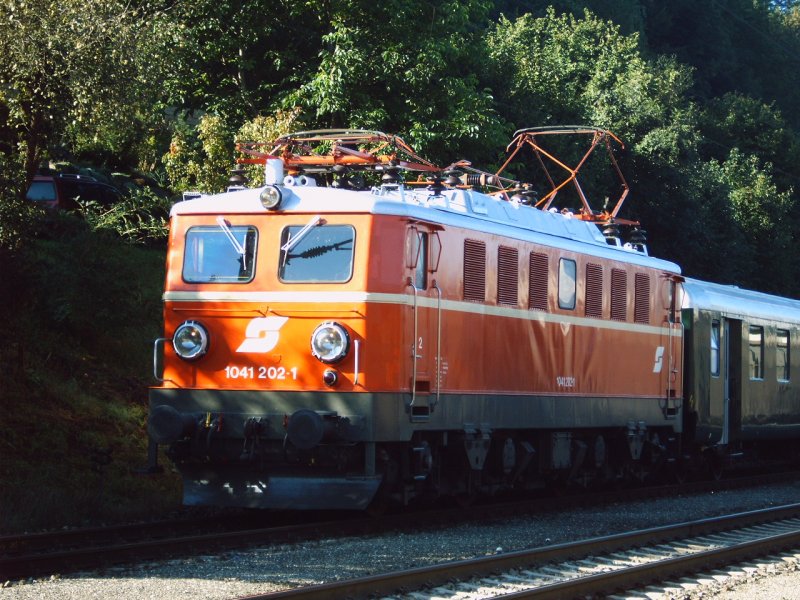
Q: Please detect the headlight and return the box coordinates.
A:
[310,322,350,364]
[259,185,283,210]
[172,321,209,360]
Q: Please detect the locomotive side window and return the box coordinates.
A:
[497,246,519,306]
[668,280,678,323]
[711,320,721,377]
[183,224,257,283]
[279,224,355,282]
[413,231,428,290]
[611,268,627,321]
[529,252,548,311]
[777,329,790,382]
[558,258,576,310]
[749,325,764,380]
[463,239,486,302]
[585,263,603,317]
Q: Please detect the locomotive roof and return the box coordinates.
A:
[171,183,681,273]
[682,277,800,324]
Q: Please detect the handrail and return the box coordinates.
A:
[433,280,442,409]
[152,337,168,382]
[407,279,419,411]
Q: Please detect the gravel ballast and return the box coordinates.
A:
[4,480,800,600]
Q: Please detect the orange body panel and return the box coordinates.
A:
[160,212,682,401]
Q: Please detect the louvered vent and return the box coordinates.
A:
[498,246,519,306]
[634,273,650,324]
[611,268,627,321]
[528,252,549,311]
[585,263,603,317]
[463,239,486,302]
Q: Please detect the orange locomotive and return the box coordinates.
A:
[147,129,686,509]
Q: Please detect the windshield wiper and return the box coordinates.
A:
[216,216,247,269]
[281,215,322,265]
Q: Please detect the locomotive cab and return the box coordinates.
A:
[148,182,397,509]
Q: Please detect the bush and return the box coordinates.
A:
[79,187,172,245]
[0,191,44,252]
[0,218,181,532]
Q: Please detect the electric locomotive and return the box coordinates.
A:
[147,128,688,509]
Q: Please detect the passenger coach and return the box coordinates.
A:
[682,279,800,467]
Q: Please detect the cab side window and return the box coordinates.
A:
[558,258,576,310]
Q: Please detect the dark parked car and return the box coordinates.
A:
[26,173,123,210]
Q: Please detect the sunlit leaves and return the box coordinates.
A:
[0,0,175,178]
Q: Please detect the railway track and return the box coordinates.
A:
[0,511,358,581]
[2,470,798,583]
[240,503,800,600]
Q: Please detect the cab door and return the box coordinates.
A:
[405,225,442,422]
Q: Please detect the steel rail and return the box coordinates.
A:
[238,504,800,600]
[3,470,799,582]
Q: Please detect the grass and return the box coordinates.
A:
[0,212,183,533]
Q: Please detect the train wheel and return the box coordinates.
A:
[706,454,724,481]
[454,490,477,508]
[669,461,687,484]
[365,497,389,517]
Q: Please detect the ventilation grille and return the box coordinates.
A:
[611,268,627,321]
[585,263,603,317]
[463,239,486,302]
[498,246,519,306]
[634,273,651,324]
[528,252,549,311]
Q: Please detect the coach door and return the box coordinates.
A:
[405,225,442,422]
[721,318,743,446]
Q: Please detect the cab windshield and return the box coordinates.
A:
[183,225,258,283]
[279,224,355,282]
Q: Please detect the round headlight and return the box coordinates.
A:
[310,322,350,364]
[259,185,283,210]
[172,321,209,360]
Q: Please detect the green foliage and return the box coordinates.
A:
[0,0,176,181]
[235,108,304,187]
[0,189,44,253]
[643,0,800,124]
[286,0,507,163]
[79,188,172,246]
[0,223,179,532]
[163,114,235,194]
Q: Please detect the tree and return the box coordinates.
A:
[285,0,507,163]
[163,0,320,124]
[0,0,174,188]
[641,0,800,128]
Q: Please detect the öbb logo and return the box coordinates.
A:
[236,316,289,353]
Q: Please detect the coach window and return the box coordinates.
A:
[777,329,790,382]
[711,320,720,377]
[558,258,576,310]
[749,325,764,380]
